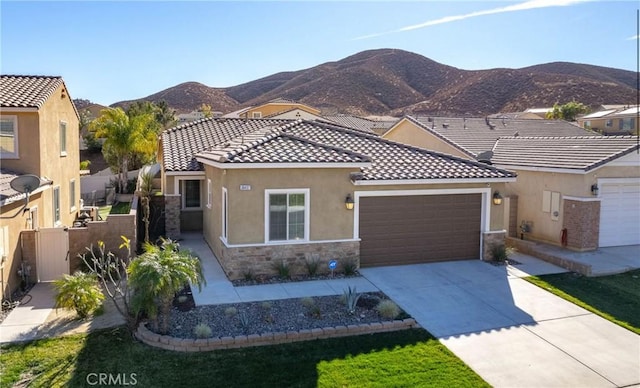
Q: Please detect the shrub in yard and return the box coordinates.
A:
[224,307,238,317]
[376,300,401,320]
[300,297,315,308]
[194,323,212,339]
[53,271,105,319]
[490,243,510,263]
[341,258,358,276]
[271,260,290,279]
[261,301,272,310]
[242,269,256,282]
[304,257,320,277]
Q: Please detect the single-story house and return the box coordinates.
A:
[491,136,640,249]
[223,98,321,120]
[160,118,516,279]
[382,116,639,250]
[577,105,638,135]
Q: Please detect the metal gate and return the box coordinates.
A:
[36,227,69,282]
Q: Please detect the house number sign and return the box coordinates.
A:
[239,184,251,191]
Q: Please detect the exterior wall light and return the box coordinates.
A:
[591,184,599,196]
[345,194,355,210]
[492,191,503,206]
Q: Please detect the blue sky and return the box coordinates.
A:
[1,1,638,106]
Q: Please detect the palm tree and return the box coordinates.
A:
[89,108,157,193]
[138,172,154,243]
[128,239,205,334]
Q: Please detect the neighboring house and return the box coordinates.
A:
[491,136,640,249]
[223,98,321,119]
[322,114,399,135]
[177,110,223,123]
[524,107,553,119]
[383,116,595,160]
[0,75,80,300]
[577,106,638,135]
[383,116,639,250]
[160,118,516,279]
[264,107,325,121]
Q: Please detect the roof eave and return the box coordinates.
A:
[352,177,517,186]
[195,157,371,170]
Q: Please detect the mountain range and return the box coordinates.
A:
[109,48,638,117]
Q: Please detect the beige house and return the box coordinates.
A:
[577,106,639,135]
[0,75,80,299]
[223,98,321,119]
[383,116,639,250]
[160,118,515,279]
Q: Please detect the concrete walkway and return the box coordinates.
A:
[180,233,379,306]
[360,256,640,388]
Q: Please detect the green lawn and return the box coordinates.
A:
[526,269,640,334]
[0,328,487,388]
[97,202,131,220]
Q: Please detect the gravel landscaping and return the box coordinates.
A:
[160,290,408,339]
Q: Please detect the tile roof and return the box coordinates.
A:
[491,136,640,171]
[280,121,515,181]
[161,118,292,171]
[407,116,597,158]
[197,125,371,164]
[322,114,399,135]
[0,75,65,109]
[0,169,52,206]
[164,118,515,181]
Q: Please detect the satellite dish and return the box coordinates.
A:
[10,174,41,194]
[1,175,41,219]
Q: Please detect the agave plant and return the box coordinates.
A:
[128,238,205,334]
[343,286,361,314]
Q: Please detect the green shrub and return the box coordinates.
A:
[53,271,105,319]
[224,307,238,317]
[304,257,320,277]
[376,300,401,320]
[490,243,510,263]
[271,260,290,279]
[242,269,255,282]
[300,297,315,308]
[193,323,212,339]
[261,301,272,310]
[342,258,358,276]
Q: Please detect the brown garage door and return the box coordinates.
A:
[359,194,481,267]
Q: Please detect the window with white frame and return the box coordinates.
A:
[206,179,212,209]
[60,121,67,156]
[179,180,201,209]
[53,186,61,225]
[222,188,228,240]
[70,179,76,212]
[0,115,19,159]
[266,189,309,242]
[252,112,262,118]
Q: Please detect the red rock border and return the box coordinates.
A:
[136,319,419,352]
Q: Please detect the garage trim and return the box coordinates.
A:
[353,188,492,260]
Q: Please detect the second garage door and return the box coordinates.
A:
[599,181,640,247]
[359,194,482,267]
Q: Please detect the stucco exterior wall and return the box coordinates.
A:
[383,120,470,159]
[242,103,320,118]
[503,162,639,246]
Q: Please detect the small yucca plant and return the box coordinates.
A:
[53,271,104,319]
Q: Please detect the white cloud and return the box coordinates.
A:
[353,0,592,40]
[627,34,639,40]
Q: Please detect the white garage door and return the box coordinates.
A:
[599,182,640,247]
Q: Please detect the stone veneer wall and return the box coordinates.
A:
[164,195,181,240]
[562,199,600,251]
[482,231,506,261]
[219,241,360,280]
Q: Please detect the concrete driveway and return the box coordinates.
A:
[360,255,640,388]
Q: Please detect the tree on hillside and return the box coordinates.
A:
[546,101,590,121]
[199,103,213,118]
[89,107,157,193]
[155,100,177,129]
